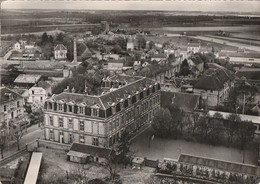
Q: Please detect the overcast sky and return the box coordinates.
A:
[2,0,260,13]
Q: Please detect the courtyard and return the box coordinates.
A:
[131,126,257,165]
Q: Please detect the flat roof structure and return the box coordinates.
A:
[24,152,43,184]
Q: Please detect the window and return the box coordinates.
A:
[58,104,63,111]
[40,97,43,101]
[32,90,34,94]
[112,106,116,115]
[17,101,20,107]
[92,137,99,146]
[68,105,73,112]
[50,130,54,140]
[80,135,85,143]
[80,120,84,131]
[68,119,73,129]
[92,109,98,116]
[59,118,63,128]
[79,107,84,114]
[69,133,73,143]
[121,115,125,125]
[49,102,53,109]
[49,116,54,126]
[4,105,7,112]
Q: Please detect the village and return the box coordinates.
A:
[0,7,260,184]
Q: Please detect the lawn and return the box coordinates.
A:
[131,126,257,165]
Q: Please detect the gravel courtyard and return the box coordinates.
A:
[131,127,257,165]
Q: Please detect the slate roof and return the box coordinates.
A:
[161,91,200,112]
[36,81,51,90]
[54,44,67,51]
[194,63,234,91]
[50,76,156,110]
[179,153,260,177]
[0,87,23,105]
[68,143,112,158]
[14,74,41,84]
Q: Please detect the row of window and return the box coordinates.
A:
[49,117,98,133]
[49,130,99,146]
[3,101,21,112]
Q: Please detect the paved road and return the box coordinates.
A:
[1,124,44,160]
[190,35,260,52]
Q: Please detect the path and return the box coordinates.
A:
[1,124,44,160]
[190,35,260,52]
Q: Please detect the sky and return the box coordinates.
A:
[1,0,260,13]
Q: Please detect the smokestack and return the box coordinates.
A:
[72,38,77,63]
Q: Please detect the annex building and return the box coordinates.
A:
[43,75,161,147]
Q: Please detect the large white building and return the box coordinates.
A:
[43,76,161,147]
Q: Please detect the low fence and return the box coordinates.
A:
[38,139,71,151]
[0,148,27,167]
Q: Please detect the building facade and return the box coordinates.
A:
[43,76,161,147]
[0,87,25,137]
[54,44,67,60]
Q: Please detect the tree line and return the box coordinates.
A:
[152,105,255,150]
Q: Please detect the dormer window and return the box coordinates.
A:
[128,96,131,106]
[112,105,116,115]
[58,104,63,111]
[79,107,84,114]
[91,104,100,117]
[48,102,53,110]
[136,91,139,101]
[68,105,73,112]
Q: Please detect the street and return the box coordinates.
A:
[1,124,44,160]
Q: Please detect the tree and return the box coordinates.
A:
[111,44,122,54]
[148,41,155,49]
[225,113,241,144]
[236,120,255,150]
[137,36,146,49]
[166,105,185,137]
[207,113,225,145]
[0,130,7,159]
[13,125,24,151]
[179,59,190,76]
[116,131,132,167]
[41,32,49,45]
[151,108,173,138]
[103,149,120,182]
[196,113,210,142]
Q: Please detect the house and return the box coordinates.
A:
[127,38,134,51]
[161,91,200,113]
[193,63,235,108]
[151,54,167,62]
[28,81,52,110]
[14,42,21,51]
[187,43,200,53]
[67,143,113,163]
[0,87,25,138]
[54,44,67,60]
[43,76,161,147]
[14,74,42,88]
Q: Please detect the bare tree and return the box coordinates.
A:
[102,149,120,182]
[69,164,90,184]
[13,125,24,151]
[0,131,6,159]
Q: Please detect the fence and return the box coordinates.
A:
[38,139,71,151]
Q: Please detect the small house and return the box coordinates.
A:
[67,143,113,164]
[54,44,67,60]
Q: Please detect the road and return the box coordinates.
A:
[190,35,260,52]
[1,124,44,160]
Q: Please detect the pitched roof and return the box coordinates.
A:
[68,143,112,158]
[0,87,23,105]
[36,81,51,90]
[194,63,234,90]
[151,54,167,59]
[161,91,200,112]
[49,76,155,110]
[188,43,200,47]
[179,153,260,177]
[14,74,41,84]
[54,44,67,51]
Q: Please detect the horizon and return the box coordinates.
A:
[2,1,260,13]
